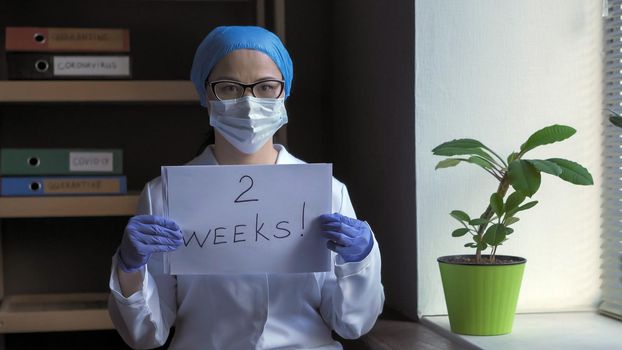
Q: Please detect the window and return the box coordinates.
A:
[602,0,622,320]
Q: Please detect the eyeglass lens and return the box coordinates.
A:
[213,80,283,100]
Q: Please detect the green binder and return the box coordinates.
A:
[0,148,123,175]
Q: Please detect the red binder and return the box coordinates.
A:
[5,27,130,52]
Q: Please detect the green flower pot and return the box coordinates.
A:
[438,255,526,335]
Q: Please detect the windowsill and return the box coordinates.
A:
[421,311,622,350]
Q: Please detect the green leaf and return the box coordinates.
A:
[507,203,533,217]
[525,159,562,176]
[610,116,622,128]
[469,218,490,226]
[508,160,541,197]
[432,139,486,152]
[546,158,594,185]
[516,200,538,212]
[507,152,518,164]
[519,124,576,154]
[490,193,504,217]
[435,158,463,170]
[432,139,495,163]
[508,200,538,217]
[464,243,477,248]
[512,201,538,215]
[505,216,520,226]
[477,242,488,250]
[608,109,622,128]
[504,191,526,212]
[467,156,494,169]
[452,228,470,237]
[506,227,515,235]
[432,147,495,162]
[435,156,497,171]
[450,210,470,222]
[483,223,507,246]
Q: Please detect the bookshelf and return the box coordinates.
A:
[0,194,138,335]
[0,194,140,218]
[0,293,111,333]
[0,60,196,341]
[0,0,266,348]
[0,81,197,103]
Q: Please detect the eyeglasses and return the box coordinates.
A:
[207,79,285,100]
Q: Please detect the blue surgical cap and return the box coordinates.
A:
[190,26,293,107]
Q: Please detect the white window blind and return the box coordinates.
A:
[602,0,622,320]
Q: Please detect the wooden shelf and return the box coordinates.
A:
[0,194,139,218]
[0,293,112,333]
[0,81,198,103]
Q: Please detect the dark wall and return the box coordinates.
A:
[284,1,333,163]
[286,1,417,319]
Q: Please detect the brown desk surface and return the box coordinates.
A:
[337,308,475,350]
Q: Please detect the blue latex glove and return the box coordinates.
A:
[319,213,373,263]
[118,215,183,273]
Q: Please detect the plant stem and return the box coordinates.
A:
[475,173,511,263]
[484,168,503,181]
[490,218,501,263]
[482,146,508,168]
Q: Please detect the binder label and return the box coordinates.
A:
[53,56,130,76]
[43,178,121,194]
[6,27,130,52]
[69,152,114,172]
[49,28,126,50]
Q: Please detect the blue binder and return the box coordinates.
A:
[0,176,127,196]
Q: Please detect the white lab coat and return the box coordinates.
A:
[108,145,384,350]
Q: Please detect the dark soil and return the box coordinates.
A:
[438,255,526,265]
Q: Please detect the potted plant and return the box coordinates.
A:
[432,124,593,335]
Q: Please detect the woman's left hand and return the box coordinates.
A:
[319,213,373,262]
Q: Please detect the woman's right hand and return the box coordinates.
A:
[117,215,183,273]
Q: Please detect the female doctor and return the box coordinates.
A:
[108,26,384,349]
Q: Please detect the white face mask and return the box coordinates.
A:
[208,96,288,154]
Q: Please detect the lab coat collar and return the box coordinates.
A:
[273,144,305,165]
[189,144,304,166]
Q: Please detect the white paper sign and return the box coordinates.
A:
[161,163,332,274]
